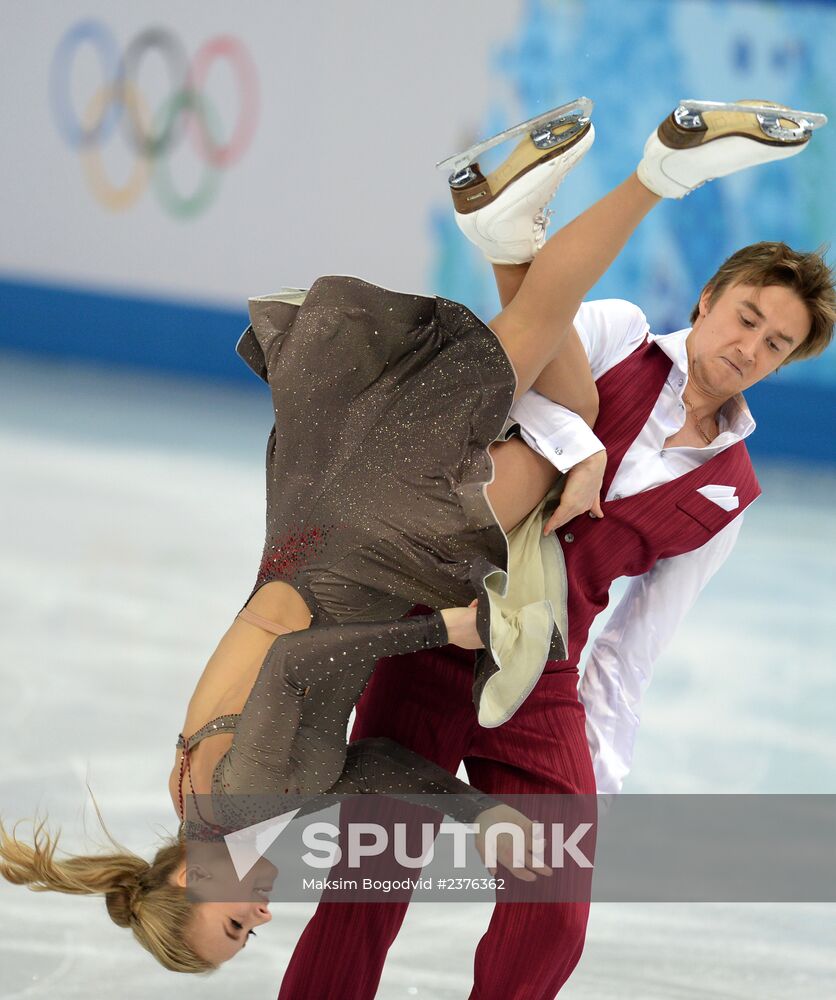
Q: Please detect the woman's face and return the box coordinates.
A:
[186,898,273,964]
[174,853,277,964]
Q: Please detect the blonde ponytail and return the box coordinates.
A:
[0,816,215,974]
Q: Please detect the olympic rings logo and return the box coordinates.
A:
[49,20,259,219]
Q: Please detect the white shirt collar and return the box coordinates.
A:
[648,327,756,444]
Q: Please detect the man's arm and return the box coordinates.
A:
[511,390,605,472]
[578,517,743,794]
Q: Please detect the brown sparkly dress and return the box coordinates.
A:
[237,276,515,626]
[181,276,566,835]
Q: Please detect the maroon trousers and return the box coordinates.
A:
[278,639,596,999]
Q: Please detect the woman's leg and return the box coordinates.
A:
[492,262,529,309]
[481,180,659,533]
[486,437,561,533]
[490,173,660,400]
[491,242,600,426]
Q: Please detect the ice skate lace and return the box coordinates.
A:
[533,207,554,250]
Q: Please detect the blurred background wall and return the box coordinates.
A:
[1,8,834,993]
[1,0,834,462]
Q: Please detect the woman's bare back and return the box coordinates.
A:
[168,582,312,810]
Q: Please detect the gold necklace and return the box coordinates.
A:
[682,393,717,445]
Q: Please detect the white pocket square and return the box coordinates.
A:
[697,484,739,511]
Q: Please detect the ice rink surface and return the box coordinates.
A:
[1,354,834,999]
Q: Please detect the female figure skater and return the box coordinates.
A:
[0,98,818,973]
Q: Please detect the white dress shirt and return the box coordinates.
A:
[508,300,757,793]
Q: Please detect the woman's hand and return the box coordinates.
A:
[543,449,607,535]
[474,803,553,882]
[440,600,483,649]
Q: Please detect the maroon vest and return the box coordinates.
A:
[556,338,761,670]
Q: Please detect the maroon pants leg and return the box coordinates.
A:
[464,664,597,1000]
[278,652,596,1000]
[278,642,476,1000]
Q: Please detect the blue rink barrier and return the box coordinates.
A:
[1,273,833,464]
[0,274,250,384]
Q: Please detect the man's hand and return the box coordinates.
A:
[543,450,607,535]
[474,803,553,882]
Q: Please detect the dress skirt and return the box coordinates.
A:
[235,276,567,728]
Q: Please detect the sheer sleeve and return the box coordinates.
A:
[209,611,504,830]
[215,612,451,805]
[331,736,501,824]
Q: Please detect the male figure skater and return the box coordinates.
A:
[279,100,834,998]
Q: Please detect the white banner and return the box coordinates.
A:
[0,1,522,305]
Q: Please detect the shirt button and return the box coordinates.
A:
[564,532,574,543]
[613,493,622,500]
[556,448,563,455]
[677,378,684,387]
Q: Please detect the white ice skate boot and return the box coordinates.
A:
[437,98,595,264]
[637,99,827,199]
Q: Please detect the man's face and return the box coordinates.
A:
[687,282,811,399]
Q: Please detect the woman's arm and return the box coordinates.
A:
[331,737,551,879]
[333,736,501,823]
[211,612,546,877]
[214,610,479,803]
[225,613,446,783]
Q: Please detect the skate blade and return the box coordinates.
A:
[436,97,594,174]
[676,99,827,142]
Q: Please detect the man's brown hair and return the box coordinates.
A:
[690,242,835,363]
